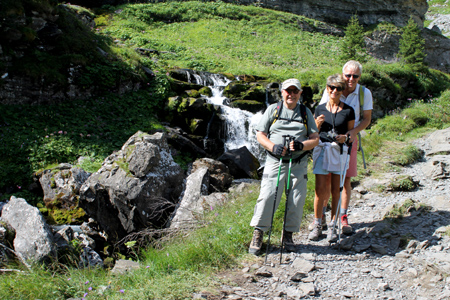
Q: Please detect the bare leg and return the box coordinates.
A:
[341,177,351,210]
[314,174,330,219]
[329,174,341,222]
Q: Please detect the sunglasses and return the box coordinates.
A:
[344,74,360,79]
[327,85,344,92]
[285,88,300,94]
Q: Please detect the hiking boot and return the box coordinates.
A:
[282,230,296,252]
[341,214,353,235]
[249,228,264,255]
[308,214,327,231]
[327,224,338,243]
[308,223,322,241]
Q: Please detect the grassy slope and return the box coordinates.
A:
[2,1,450,298]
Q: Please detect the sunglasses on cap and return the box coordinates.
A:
[327,85,344,92]
[344,74,360,79]
[285,88,301,94]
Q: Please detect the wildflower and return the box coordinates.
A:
[88,287,92,291]
[235,211,239,214]
[119,289,125,293]
[58,131,63,134]
[84,292,88,297]
[67,278,71,281]
[85,280,89,285]
[215,213,218,217]
[166,252,169,256]
[146,266,150,268]
[210,205,214,210]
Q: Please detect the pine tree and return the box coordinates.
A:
[339,15,366,63]
[398,17,426,70]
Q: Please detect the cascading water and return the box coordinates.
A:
[184,70,266,162]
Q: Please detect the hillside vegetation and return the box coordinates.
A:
[1,1,450,299]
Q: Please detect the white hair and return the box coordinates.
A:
[342,60,362,74]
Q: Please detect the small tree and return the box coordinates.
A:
[398,17,426,70]
[339,15,367,63]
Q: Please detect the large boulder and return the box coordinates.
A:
[169,166,228,229]
[36,163,91,209]
[218,146,261,179]
[191,158,233,193]
[79,131,184,242]
[1,196,56,264]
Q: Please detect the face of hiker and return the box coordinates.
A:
[326,83,344,102]
[343,66,361,92]
[282,85,302,109]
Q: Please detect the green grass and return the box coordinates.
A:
[100,1,342,81]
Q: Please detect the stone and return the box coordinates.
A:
[1,196,56,264]
[291,257,315,273]
[79,131,184,242]
[110,259,140,275]
[218,146,260,179]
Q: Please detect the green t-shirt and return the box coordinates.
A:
[256,102,318,163]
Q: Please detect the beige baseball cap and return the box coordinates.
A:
[281,78,302,91]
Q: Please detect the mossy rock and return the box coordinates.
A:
[223,82,251,98]
[229,100,266,113]
[185,89,201,98]
[169,78,203,94]
[219,72,235,80]
[199,86,212,97]
[387,175,418,191]
[242,84,266,102]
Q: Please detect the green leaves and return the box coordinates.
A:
[339,15,367,63]
[398,17,426,71]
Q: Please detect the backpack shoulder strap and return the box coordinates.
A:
[359,85,365,119]
[271,100,283,126]
[299,103,308,134]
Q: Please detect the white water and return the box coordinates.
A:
[194,73,265,162]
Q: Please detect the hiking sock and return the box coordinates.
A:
[315,218,322,226]
[340,208,348,216]
[322,206,327,216]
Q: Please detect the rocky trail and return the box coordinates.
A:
[203,128,450,300]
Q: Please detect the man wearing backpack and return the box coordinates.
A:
[310,60,373,236]
[249,78,319,255]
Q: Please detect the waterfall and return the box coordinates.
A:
[183,70,266,162]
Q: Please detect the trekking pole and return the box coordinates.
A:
[333,142,352,248]
[357,132,366,169]
[280,135,294,264]
[265,135,287,265]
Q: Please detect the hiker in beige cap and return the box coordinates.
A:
[249,78,319,255]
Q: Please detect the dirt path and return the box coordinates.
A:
[201,129,450,300]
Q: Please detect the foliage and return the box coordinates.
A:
[387,175,418,191]
[384,199,428,223]
[0,87,166,194]
[100,1,342,80]
[398,17,426,71]
[339,15,367,63]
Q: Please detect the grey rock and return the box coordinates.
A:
[1,196,56,264]
[291,257,315,273]
[110,259,140,275]
[79,131,184,242]
[79,246,103,268]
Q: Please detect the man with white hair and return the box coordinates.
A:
[249,78,319,255]
[310,61,373,237]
